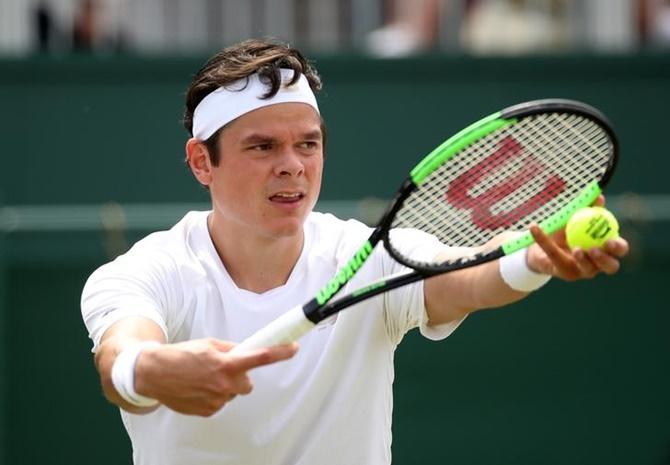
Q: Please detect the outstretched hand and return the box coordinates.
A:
[526,196,629,281]
[134,338,298,417]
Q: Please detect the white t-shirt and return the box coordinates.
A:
[81,211,464,465]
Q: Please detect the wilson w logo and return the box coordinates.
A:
[446,136,566,230]
[316,241,373,305]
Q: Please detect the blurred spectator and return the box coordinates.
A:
[33,2,55,53]
[650,0,670,47]
[3,0,661,57]
[460,0,564,55]
[72,0,98,52]
[365,0,443,57]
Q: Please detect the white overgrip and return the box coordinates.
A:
[230,305,316,353]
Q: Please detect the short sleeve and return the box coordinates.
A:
[80,253,174,352]
[380,229,468,346]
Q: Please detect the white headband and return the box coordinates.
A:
[192,69,319,140]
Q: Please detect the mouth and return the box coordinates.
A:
[269,191,306,203]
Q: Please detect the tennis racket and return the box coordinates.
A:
[231,98,618,353]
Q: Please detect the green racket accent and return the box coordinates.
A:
[501,181,603,255]
[351,280,387,298]
[315,241,374,305]
[410,113,516,184]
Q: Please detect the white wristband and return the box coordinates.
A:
[111,341,161,407]
[499,248,552,292]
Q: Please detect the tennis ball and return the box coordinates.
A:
[565,207,619,249]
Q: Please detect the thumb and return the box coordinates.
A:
[208,338,236,353]
[591,194,606,207]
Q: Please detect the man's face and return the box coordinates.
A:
[207,102,324,240]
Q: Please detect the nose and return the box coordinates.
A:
[274,147,305,177]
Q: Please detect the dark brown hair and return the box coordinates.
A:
[183,38,323,165]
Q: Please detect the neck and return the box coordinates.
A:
[207,213,305,294]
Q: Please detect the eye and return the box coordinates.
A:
[298,141,319,150]
[250,143,273,151]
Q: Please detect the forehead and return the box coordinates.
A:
[223,102,322,137]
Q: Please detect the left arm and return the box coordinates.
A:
[425,218,629,327]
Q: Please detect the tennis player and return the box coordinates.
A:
[81,38,628,465]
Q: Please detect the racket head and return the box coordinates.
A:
[384,98,618,272]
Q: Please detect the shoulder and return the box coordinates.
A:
[87,211,210,284]
[130,210,208,253]
[125,210,207,258]
[81,212,210,348]
[306,211,372,258]
[307,211,371,238]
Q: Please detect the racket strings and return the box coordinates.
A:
[522,115,608,190]
[493,114,605,212]
[390,112,613,264]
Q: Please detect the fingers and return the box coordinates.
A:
[208,338,236,352]
[192,343,298,413]
[215,342,298,397]
[164,390,241,417]
[584,248,619,275]
[571,248,600,278]
[592,194,606,207]
[145,338,299,416]
[209,338,299,372]
[529,223,628,280]
[529,224,578,278]
[192,343,297,415]
[580,237,629,275]
[604,236,629,257]
[225,343,299,373]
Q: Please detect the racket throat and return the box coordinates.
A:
[304,299,327,324]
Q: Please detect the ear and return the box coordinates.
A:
[185,138,213,187]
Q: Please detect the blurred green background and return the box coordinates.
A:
[0,53,668,465]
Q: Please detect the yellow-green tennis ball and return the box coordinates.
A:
[566,207,620,249]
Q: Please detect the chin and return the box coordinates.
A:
[271,223,304,238]
[268,215,309,238]
[258,203,314,238]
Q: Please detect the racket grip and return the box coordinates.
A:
[230,305,316,353]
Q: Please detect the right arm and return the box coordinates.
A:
[83,248,298,416]
[95,316,297,416]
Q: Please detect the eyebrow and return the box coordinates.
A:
[301,130,323,141]
[240,134,275,145]
[240,129,323,145]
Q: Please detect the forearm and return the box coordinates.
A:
[95,317,166,414]
[472,261,526,309]
[94,317,298,416]
[425,257,530,325]
[425,223,628,327]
